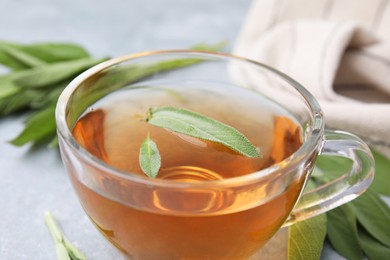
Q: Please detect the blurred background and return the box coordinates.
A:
[0,0,251,56]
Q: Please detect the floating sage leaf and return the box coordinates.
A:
[146,106,260,158]
[326,204,364,260]
[358,225,390,260]
[350,189,390,247]
[370,148,390,196]
[139,133,161,178]
[0,42,47,68]
[44,211,87,260]
[288,180,327,260]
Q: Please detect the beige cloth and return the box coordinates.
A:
[234,0,390,153]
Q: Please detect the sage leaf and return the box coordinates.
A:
[48,136,59,149]
[0,88,53,116]
[288,215,327,260]
[0,89,43,116]
[0,51,27,70]
[12,42,90,62]
[0,42,47,68]
[13,57,107,88]
[139,133,161,178]
[3,41,226,147]
[370,148,390,196]
[9,105,56,146]
[55,243,72,260]
[358,225,390,260]
[313,155,352,181]
[326,204,364,260]
[63,237,88,260]
[288,180,327,260]
[0,80,19,99]
[191,40,228,51]
[30,82,69,109]
[350,189,390,247]
[44,211,87,260]
[147,106,259,158]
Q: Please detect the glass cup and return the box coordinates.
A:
[55,51,374,259]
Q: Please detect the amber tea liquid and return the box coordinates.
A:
[71,83,305,259]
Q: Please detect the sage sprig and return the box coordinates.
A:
[44,211,87,260]
[0,40,226,147]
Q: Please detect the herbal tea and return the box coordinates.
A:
[71,83,304,259]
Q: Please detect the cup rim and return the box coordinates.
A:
[55,50,324,188]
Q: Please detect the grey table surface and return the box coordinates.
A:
[0,0,349,259]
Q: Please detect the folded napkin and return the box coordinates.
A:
[234,0,390,153]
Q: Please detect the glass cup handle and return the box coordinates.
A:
[283,129,375,226]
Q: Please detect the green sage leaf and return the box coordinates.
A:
[139,133,161,178]
[9,105,56,146]
[191,40,228,51]
[4,41,226,148]
[44,211,87,260]
[288,215,327,260]
[0,42,47,68]
[147,106,259,158]
[0,50,28,70]
[55,243,72,260]
[12,42,90,62]
[358,225,390,260]
[350,189,390,247]
[312,155,353,181]
[0,80,19,99]
[326,204,364,260]
[370,148,390,196]
[288,180,327,260]
[0,89,44,116]
[13,57,107,88]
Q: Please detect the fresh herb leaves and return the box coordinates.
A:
[0,40,226,147]
[10,105,56,146]
[0,41,99,149]
[311,153,390,260]
[326,204,364,260]
[350,189,390,247]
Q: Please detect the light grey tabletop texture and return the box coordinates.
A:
[0,0,347,259]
